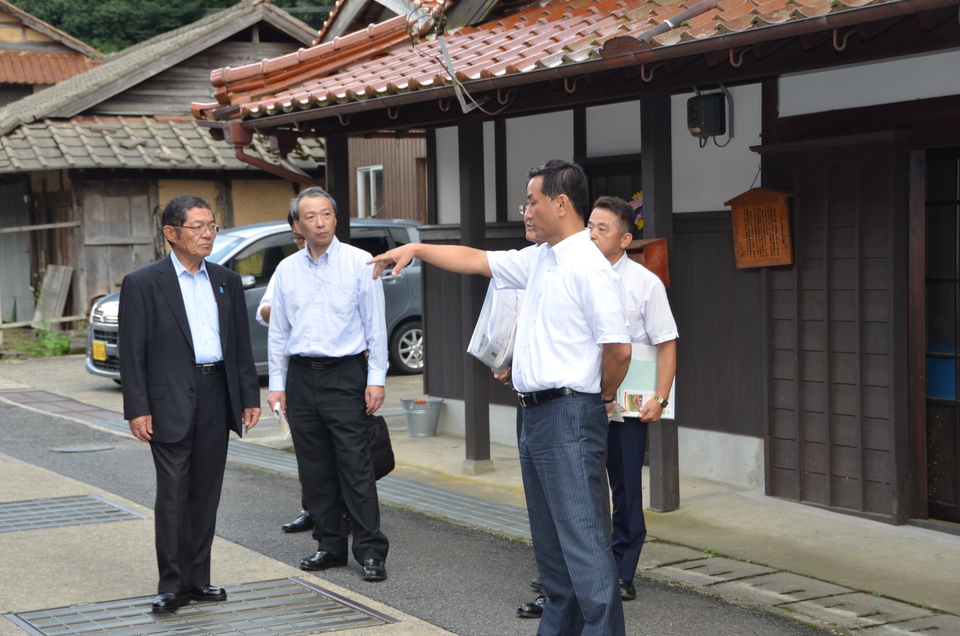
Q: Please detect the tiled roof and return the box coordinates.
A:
[0,51,102,85]
[0,116,323,174]
[0,0,316,137]
[195,0,916,123]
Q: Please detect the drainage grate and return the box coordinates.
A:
[8,578,396,635]
[0,495,148,533]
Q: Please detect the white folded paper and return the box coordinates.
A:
[272,402,291,440]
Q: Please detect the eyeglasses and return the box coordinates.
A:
[518,204,527,216]
[171,224,220,234]
[291,234,305,244]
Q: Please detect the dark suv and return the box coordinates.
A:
[85,218,424,379]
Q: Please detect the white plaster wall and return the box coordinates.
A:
[678,427,764,490]
[438,398,519,447]
[432,122,514,225]
[586,100,642,157]
[671,84,763,213]
[435,126,460,224]
[780,48,960,118]
[504,111,575,206]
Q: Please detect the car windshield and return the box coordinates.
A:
[207,234,245,264]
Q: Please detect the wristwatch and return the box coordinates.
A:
[651,394,668,408]
[602,396,615,404]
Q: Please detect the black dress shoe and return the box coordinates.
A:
[191,585,227,603]
[619,579,637,601]
[282,510,313,533]
[517,595,545,618]
[300,550,347,571]
[151,593,179,613]
[361,558,386,581]
[530,577,542,591]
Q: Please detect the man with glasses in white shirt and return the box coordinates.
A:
[267,186,390,583]
[370,161,632,635]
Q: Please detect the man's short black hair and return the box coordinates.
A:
[290,186,337,221]
[161,195,212,229]
[528,160,589,221]
[593,195,636,237]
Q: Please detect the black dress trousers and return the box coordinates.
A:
[149,368,230,595]
[286,354,389,564]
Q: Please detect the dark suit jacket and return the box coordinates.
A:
[118,254,260,443]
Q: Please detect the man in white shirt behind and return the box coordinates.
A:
[369,160,632,636]
[588,196,678,603]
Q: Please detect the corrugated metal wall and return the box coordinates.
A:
[349,136,426,222]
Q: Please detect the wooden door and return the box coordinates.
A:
[925,150,960,523]
[0,180,33,322]
[82,180,158,302]
[763,135,909,523]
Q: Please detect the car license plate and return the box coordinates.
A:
[92,341,107,361]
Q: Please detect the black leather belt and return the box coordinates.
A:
[517,387,574,408]
[195,361,224,374]
[292,353,363,371]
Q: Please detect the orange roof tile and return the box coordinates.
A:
[195,0,910,123]
[0,51,102,85]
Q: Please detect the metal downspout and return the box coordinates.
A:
[225,120,320,186]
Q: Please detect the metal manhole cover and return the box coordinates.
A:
[0,495,148,533]
[8,578,397,635]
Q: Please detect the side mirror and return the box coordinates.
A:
[241,275,256,289]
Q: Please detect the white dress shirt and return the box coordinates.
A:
[613,254,678,346]
[487,229,629,394]
[255,274,276,328]
[268,236,387,391]
[170,252,222,364]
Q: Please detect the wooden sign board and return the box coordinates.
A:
[626,237,669,288]
[724,188,794,269]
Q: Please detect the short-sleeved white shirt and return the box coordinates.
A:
[613,254,678,346]
[487,229,630,394]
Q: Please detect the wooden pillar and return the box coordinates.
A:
[641,92,679,512]
[325,134,351,244]
[458,117,492,474]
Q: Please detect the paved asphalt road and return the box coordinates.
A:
[0,361,831,635]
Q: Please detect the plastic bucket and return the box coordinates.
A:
[401,398,443,437]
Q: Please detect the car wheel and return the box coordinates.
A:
[389,320,423,374]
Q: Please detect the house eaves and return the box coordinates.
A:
[0,0,317,137]
[193,0,959,132]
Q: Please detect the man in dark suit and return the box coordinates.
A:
[119,195,261,613]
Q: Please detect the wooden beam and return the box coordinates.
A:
[641,91,679,512]
[325,134,352,244]
[0,314,85,330]
[907,150,928,519]
[0,220,81,234]
[458,116,493,473]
